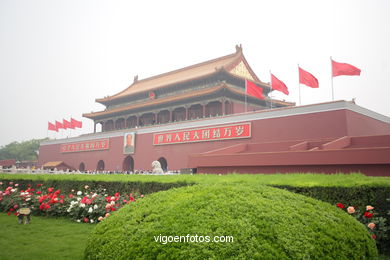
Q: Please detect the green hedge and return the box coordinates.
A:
[84,184,377,259]
[1,172,389,187]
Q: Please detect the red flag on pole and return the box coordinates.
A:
[332,60,361,77]
[271,74,289,95]
[48,122,58,132]
[245,79,265,100]
[71,118,82,129]
[299,67,319,88]
[63,119,74,129]
[55,120,64,130]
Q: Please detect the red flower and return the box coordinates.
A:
[336,203,345,209]
[10,208,15,212]
[84,217,89,223]
[59,195,65,199]
[372,234,377,240]
[129,196,135,202]
[69,194,74,199]
[115,192,120,197]
[48,187,54,193]
[364,212,374,218]
[36,191,42,195]
[39,202,51,210]
[13,204,19,209]
[7,212,11,216]
[37,184,43,187]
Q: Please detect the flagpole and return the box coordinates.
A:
[245,79,248,113]
[330,56,334,101]
[269,70,273,109]
[298,64,301,106]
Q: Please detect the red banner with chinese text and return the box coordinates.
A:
[60,139,110,153]
[153,123,251,145]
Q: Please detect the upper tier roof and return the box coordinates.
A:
[96,45,265,104]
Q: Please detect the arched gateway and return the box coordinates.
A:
[123,156,134,172]
[158,157,168,172]
[97,160,105,171]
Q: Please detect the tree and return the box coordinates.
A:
[0,138,49,161]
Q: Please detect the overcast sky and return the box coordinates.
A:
[1,0,389,146]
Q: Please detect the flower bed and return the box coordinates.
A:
[0,181,143,223]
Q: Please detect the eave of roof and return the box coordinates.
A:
[84,83,293,120]
[96,46,265,105]
[42,161,64,167]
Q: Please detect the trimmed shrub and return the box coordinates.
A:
[84,184,377,259]
[274,185,390,254]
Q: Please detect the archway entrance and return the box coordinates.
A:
[79,162,85,172]
[158,157,168,172]
[97,160,105,171]
[123,156,134,172]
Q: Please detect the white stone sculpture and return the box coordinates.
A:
[151,161,164,174]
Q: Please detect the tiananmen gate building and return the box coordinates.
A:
[38,46,390,176]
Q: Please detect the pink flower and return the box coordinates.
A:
[48,187,54,193]
[98,216,104,221]
[367,223,376,229]
[9,182,13,185]
[13,204,19,209]
[84,217,89,223]
[15,184,19,187]
[366,205,374,211]
[140,194,144,198]
[105,213,110,218]
[347,206,355,214]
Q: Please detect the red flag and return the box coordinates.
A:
[71,118,82,128]
[299,67,319,88]
[55,120,64,130]
[48,122,58,132]
[63,119,74,129]
[271,74,289,95]
[332,60,361,77]
[245,79,264,100]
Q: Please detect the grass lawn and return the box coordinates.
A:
[1,172,389,187]
[0,213,94,260]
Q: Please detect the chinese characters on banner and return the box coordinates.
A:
[60,139,109,153]
[153,123,251,145]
